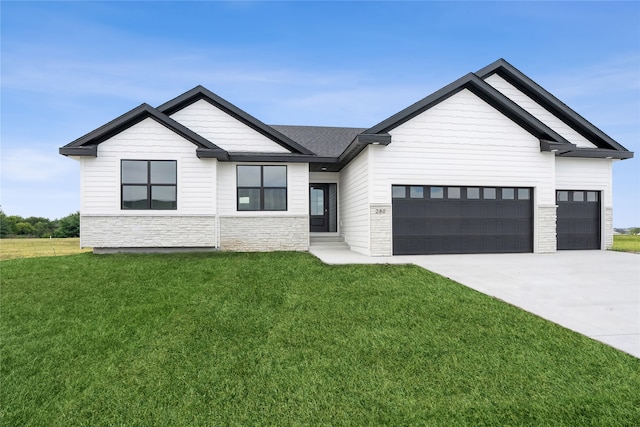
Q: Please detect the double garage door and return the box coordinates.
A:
[392,185,601,255]
[392,185,533,255]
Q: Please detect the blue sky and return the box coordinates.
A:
[1,1,639,226]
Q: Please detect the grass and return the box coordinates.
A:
[612,234,640,253]
[0,238,91,260]
[2,252,639,426]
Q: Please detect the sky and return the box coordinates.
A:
[1,1,639,227]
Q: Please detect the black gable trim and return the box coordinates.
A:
[365,73,568,144]
[477,58,631,153]
[59,103,226,157]
[157,86,315,156]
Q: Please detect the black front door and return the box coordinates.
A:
[310,184,329,232]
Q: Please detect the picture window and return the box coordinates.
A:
[121,160,177,210]
[237,165,287,211]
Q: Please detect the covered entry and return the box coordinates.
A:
[556,190,601,250]
[392,185,533,255]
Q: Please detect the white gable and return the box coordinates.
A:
[81,117,216,216]
[373,88,556,205]
[169,99,290,153]
[484,73,596,148]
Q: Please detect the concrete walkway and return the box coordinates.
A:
[309,247,640,358]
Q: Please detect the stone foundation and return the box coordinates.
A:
[81,215,217,248]
[219,216,308,252]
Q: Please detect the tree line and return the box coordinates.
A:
[0,210,80,238]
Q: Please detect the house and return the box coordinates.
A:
[60,59,633,255]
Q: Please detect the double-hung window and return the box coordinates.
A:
[121,160,177,209]
[237,165,287,211]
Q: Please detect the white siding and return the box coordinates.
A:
[374,89,556,205]
[80,117,216,216]
[555,158,612,206]
[339,148,370,254]
[484,74,597,148]
[169,99,290,153]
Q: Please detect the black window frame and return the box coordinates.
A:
[121,160,177,210]
[237,165,288,211]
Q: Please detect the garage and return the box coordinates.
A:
[392,185,533,255]
[556,190,601,250]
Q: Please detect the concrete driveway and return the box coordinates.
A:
[310,248,640,358]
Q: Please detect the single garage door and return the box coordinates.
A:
[392,185,533,255]
[556,190,600,250]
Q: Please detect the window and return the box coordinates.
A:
[430,187,444,199]
[573,191,584,202]
[237,165,287,211]
[447,187,461,199]
[392,186,407,198]
[483,188,496,199]
[121,160,176,210]
[587,191,598,202]
[410,186,424,198]
[557,191,569,202]
[518,188,530,200]
[502,188,515,200]
[467,187,480,199]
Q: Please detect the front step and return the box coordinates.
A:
[310,235,349,250]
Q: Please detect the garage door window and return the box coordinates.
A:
[392,186,407,198]
[502,188,515,199]
[430,187,444,199]
[410,186,424,198]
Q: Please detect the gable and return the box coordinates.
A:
[96,117,199,153]
[157,86,314,155]
[390,88,540,149]
[59,103,228,159]
[484,73,596,148]
[476,59,630,154]
[170,99,291,153]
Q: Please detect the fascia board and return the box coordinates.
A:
[557,148,634,160]
[59,145,98,157]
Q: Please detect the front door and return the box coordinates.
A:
[310,184,329,232]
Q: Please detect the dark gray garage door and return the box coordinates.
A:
[556,190,600,250]
[392,185,533,255]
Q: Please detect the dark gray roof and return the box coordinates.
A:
[270,125,366,157]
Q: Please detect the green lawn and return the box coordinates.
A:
[2,252,639,426]
[612,234,640,253]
